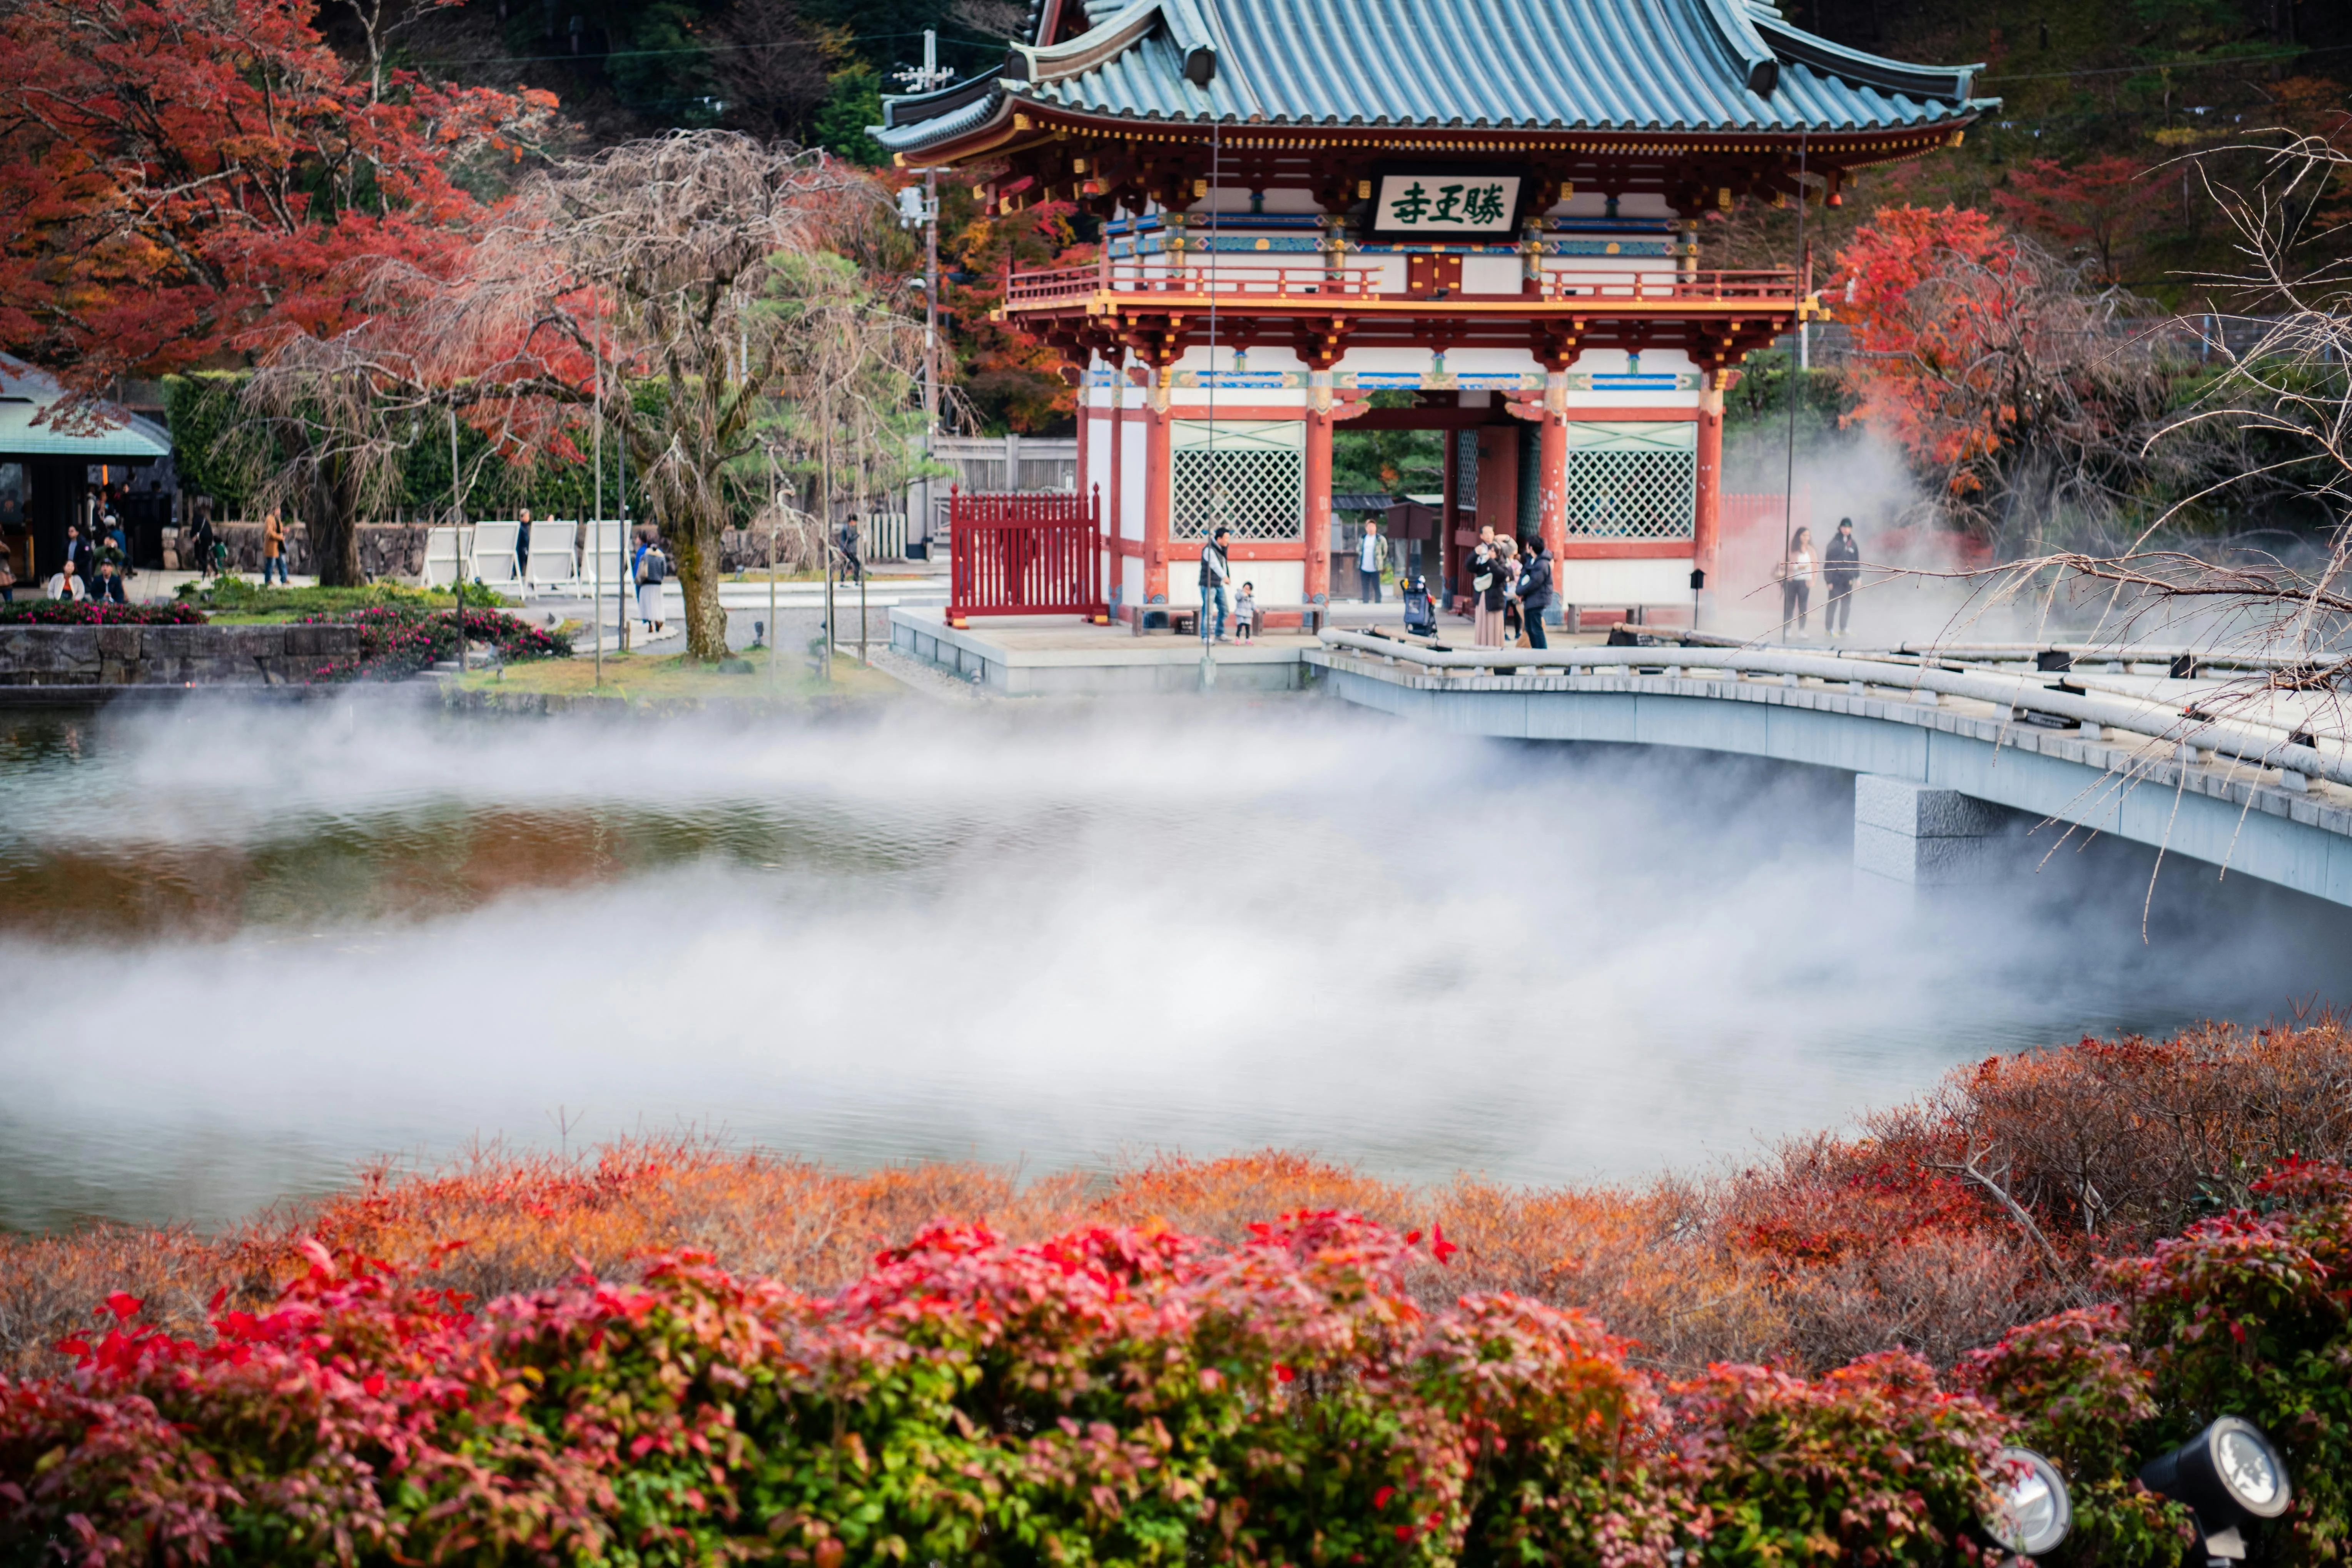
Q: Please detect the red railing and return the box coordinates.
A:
[947,487,1108,625]
[1538,268,1797,304]
[1004,253,1385,308]
[1001,253,1797,311]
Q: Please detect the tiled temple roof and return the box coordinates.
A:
[878,0,1988,153]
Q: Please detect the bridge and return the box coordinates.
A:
[1307,630,2352,909]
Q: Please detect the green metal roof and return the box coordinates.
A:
[0,357,172,462]
[878,0,1989,152]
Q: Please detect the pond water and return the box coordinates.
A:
[2,695,2346,1234]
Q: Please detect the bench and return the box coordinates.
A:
[1129,603,1327,636]
[522,520,581,594]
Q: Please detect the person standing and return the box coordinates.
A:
[189,499,219,580]
[1356,519,1386,603]
[59,524,89,597]
[1780,525,1815,635]
[1470,532,1507,647]
[0,534,15,603]
[1198,525,1232,641]
[1822,516,1861,637]
[1232,581,1256,642]
[515,506,533,578]
[1517,538,1554,650]
[631,530,669,636]
[261,509,288,585]
[837,515,863,583]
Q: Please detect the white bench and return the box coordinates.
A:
[469,521,523,592]
[421,525,475,588]
[580,519,628,600]
[523,519,581,594]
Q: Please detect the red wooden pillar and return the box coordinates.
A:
[1695,372,1725,581]
[1143,379,1172,608]
[1537,373,1568,566]
[1107,362,1126,613]
[1304,402,1333,609]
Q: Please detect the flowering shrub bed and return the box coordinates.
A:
[0,599,206,626]
[10,1024,2352,1564]
[297,605,570,681]
[0,1216,2022,1568]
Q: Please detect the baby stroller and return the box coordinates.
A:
[1400,574,1437,638]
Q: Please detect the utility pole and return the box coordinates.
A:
[895,31,950,555]
[447,404,465,670]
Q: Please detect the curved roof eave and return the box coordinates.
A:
[879,0,1993,154]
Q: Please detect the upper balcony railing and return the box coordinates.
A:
[1004,259,1387,308]
[1000,254,1798,312]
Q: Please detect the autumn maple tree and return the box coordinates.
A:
[0,0,554,381]
[0,0,555,579]
[1992,155,2167,284]
[1830,204,2172,543]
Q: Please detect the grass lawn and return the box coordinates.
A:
[458,644,901,705]
[185,580,511,624]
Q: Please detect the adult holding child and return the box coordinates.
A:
[1470,529,1507,647]
[1199,525,1232,642]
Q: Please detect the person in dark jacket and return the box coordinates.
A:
[59,524,90,594]
[836,516,863,582]
[1515,539,1554,649]
[1198,526,1232,641]
[1823,517,1862,636]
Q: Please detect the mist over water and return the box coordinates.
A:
[2,696,2345,1233]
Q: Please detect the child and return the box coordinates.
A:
[1232,582,1256,641]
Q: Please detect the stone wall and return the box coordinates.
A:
[184,523,816,582]
[189,523,434,579]
[0,623,363,686]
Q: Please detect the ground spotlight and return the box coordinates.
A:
[1982,1447,2073,1560]
[2139,1418,2291,1562]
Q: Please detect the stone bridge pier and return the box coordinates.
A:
[1852,775,2024,891]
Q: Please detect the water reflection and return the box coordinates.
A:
[1,698,2345,1233]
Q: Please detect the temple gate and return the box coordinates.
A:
[876,0,1989,626]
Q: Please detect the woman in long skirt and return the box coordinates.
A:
[1471,535,1508,647]
[632,533,668,636]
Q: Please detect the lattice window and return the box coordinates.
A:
[1563,422,1695,539]
[1171,421,1304,541]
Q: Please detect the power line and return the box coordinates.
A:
[1981,39,2352,83]
[396,27,1009,72]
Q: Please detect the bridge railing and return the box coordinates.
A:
[1315,629,2352,789]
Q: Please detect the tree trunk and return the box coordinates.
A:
[305,490,364,586]
[672,508,729,661]
[297,430,366,586]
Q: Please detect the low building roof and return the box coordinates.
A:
[0,357,172,463]
[879,0,1988,155]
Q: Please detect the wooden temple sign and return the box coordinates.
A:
[1366,170,1526,240]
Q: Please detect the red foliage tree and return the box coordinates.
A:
[1830,204,2164,534]
[1992,156,2167,285]
[940,181,1088,432]
[0,0,555,386]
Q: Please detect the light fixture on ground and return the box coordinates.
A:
[2139,1418,2292,1564]
[1981,1446,2073,1560]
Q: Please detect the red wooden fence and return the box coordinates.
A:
[947,487,1108,626]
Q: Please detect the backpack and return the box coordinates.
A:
[639,548,667,586]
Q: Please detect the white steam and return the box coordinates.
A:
[0,697,2342,1231]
